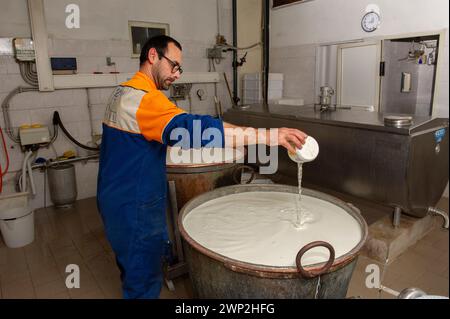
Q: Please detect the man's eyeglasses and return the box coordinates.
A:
[160,54,183,75]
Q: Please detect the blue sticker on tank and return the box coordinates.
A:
[435,128,446,143]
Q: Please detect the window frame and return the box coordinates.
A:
[128,21,170,58]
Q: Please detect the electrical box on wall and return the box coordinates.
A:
[19,125,50,146]
[170,84,192,100]
[13,38,35,61]
[207,47,223,59]
[51,57,77,75]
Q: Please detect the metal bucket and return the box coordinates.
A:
[48,164,78,208]
[166,148,247,210]
[178,184,368,299]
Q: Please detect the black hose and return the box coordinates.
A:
[263,0,270,106]
[53,111,100,151]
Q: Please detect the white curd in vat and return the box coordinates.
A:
[183,191,362,267]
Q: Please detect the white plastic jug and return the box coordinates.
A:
[288,136,319,163]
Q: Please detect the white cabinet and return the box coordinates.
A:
[337,41,381,111]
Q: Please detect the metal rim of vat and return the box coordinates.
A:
[166,162,240,174]
[178,184,369,279]
[166,148,246,173]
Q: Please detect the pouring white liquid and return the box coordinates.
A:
[281,163,311,228]
[183,191,362,267]
[287,136,320,228]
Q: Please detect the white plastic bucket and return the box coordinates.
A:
[0,209,34,248]
[0,192,34,248]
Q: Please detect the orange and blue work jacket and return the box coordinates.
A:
[96,71,224,294]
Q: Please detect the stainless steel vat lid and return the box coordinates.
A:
[384,115,414,128]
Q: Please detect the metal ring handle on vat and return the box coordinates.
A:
[232,165,256,184]
[296,241,335,278]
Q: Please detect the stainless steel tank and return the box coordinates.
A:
[48,164,78,208]
[178,184,368,299]
[223,104,449,220]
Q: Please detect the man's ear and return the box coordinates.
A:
[148,48,158,65]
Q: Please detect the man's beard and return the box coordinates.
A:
[160,79,171,90]
[153,67,173,90]
[157,77,174,91]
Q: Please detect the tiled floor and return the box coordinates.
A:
[0,197,448,299]
[346,215,449,298]
[0,198,121,299]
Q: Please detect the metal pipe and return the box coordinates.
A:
[216,0,221,37]
[168,180,184,262]
[393,207,402,228]
[232,0,238,106]
[31,154,99,170]
[397,287,427,299]
[217,42,261,51]
[262,0,270,107]
[223,72,236,108]
[428,207,449,229]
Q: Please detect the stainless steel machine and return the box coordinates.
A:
[223,104,449,225]
[315,86,335,112]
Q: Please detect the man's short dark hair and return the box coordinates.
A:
[139,35,182,65]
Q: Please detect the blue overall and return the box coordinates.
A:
[97,72,224,298]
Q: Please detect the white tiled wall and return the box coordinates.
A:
[1,43,233,210]
[0,0,234,210]
[270,44,317,104]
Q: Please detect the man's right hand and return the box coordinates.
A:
[270,127,308,154]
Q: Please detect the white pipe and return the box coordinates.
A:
[21,151,33,192]
[27,0,54,91]
[379,285,400,297]
[27,153,36,196]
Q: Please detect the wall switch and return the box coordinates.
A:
[106,57,115,66]
[170,84,192,100]
[401,72,411,93]
[207,48,223,59]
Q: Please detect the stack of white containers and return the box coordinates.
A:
[242,73,283,105]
